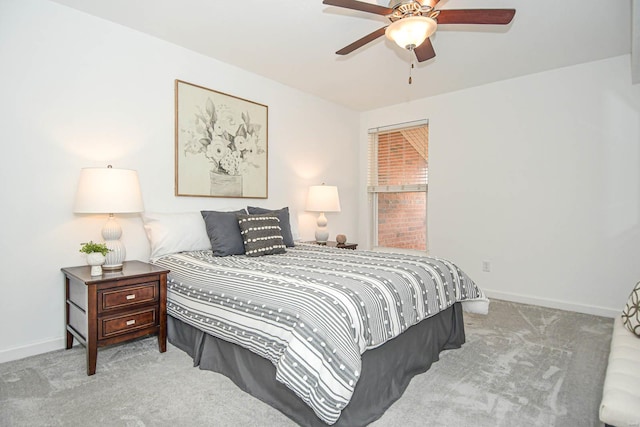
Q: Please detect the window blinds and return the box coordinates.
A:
[368,125,428,193]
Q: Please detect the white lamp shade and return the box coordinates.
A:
[306,185,341,213]
[385,16,437,49]
[73,167,144,213]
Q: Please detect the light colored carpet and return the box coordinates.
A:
[0,300,613,426]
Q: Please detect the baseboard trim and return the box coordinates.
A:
[0,337,66,364]
[484,289,620,318]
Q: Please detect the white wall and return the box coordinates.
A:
[2,0,637,364]
[360,55,640,317]
[0,0,359,362]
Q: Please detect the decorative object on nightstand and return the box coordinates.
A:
[79,241,111,276]
[73,165,144,271]
[61,260,170,375]
[306,183,341,244]
[336,234,347,245]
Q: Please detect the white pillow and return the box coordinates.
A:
[289,208,300,241]
[142,212,211,260]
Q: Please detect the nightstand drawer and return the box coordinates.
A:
[99,282,158,312]
[99,308,158,339]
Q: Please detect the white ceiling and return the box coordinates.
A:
[50,0,633,111]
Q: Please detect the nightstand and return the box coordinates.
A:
[61,260,170,375]
[306,241,358,250]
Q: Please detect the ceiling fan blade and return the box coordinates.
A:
[436,9,516,25]
[414,38,436,62]
[336,27,387,55]
[322,0,392,16]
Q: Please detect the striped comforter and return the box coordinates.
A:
[153,244,487,425]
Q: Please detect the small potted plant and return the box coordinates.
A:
[79,241,111,276]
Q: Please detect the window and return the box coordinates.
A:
[368,121,428,252]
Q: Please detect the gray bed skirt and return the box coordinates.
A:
[168,302,465,426]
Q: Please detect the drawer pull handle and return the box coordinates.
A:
[126,320,136,326]
[126,294,136,300]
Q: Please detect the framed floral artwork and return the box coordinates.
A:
[175,80,268,198]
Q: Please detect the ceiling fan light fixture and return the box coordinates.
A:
[385,16,437,50]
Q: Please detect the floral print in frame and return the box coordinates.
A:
[175,79,268,198]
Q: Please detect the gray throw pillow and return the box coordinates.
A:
[237,213,286,257]
[201,209,247,256]
[622,281,640,337]
[247,206,294,247]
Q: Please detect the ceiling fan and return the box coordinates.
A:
[323,0,516,63]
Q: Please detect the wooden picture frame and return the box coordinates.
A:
[175,79,268,198]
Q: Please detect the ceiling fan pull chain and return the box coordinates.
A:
[408,47,414,85]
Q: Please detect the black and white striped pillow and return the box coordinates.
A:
[621,281,640,337]
[237,214,287,257]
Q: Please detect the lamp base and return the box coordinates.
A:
[315,212,329,244]
[102,215,125,270]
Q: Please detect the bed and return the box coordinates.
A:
[142,210,488,426]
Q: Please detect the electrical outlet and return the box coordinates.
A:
[482,261,491,272]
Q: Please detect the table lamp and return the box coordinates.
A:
[306,184,341,244]
[73,165,144,270]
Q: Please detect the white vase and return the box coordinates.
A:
[86,252,106,276]
[210,171,242,197]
